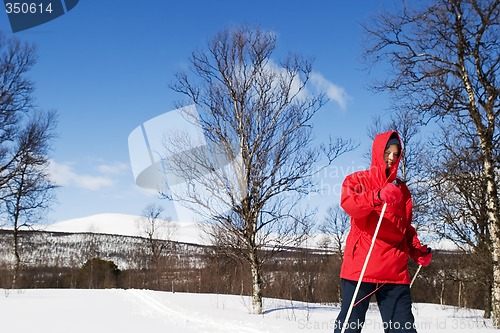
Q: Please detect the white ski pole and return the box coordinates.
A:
[410,264,422,288]
[340,202,387,333]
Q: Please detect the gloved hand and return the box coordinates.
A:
[416,246,432,266]
[378,183,403,205]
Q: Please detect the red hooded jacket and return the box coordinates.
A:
[340,131,430,284]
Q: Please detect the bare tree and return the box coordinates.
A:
[137,203,177,289]
[3,111,57,288]
[0,32,58,288]
[319,205,350,257]
[428,123,493,316]
[166,25,355,314]
[362,0,500,324]
[0,32,37,190]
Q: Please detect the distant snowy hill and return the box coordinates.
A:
[44,213,206,245]
[0,214,208,270]
[43,213,457,251]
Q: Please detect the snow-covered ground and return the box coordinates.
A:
[0,288,496,333]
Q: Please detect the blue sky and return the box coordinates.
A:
[0,1,393,223]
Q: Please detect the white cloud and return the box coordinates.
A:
[97,162,129,175]
[263,61,350,110]
[49,160,114,190]
[310,71,350,110]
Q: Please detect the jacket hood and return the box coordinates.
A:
[370,130,401,184]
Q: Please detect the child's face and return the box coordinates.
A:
[384,144,400,169]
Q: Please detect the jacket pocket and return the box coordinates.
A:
[349,234,361,258]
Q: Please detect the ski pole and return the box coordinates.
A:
[340,202,387,333]
[410,247,431,288]
[410,264,422,288]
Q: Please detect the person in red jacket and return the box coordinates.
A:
[333,130,432,333]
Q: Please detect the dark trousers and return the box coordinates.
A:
[333,279,417,333]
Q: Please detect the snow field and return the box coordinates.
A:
[0,288,497,333]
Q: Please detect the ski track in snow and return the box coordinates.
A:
[1,289,498,333]
[126,289,268,333]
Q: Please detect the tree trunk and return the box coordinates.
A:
[481,145,500,327]
[440,282,445,306]
[458,280,462,308]
[484,281,492,319]
[11,229,21,289]
[249,251,263,314]
[490,223,500,327]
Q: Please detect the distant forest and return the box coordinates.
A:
[0,229,487,312]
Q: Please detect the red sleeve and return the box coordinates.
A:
[340,172,379,219]
[400,182,424,256]
[406,225,432,266]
